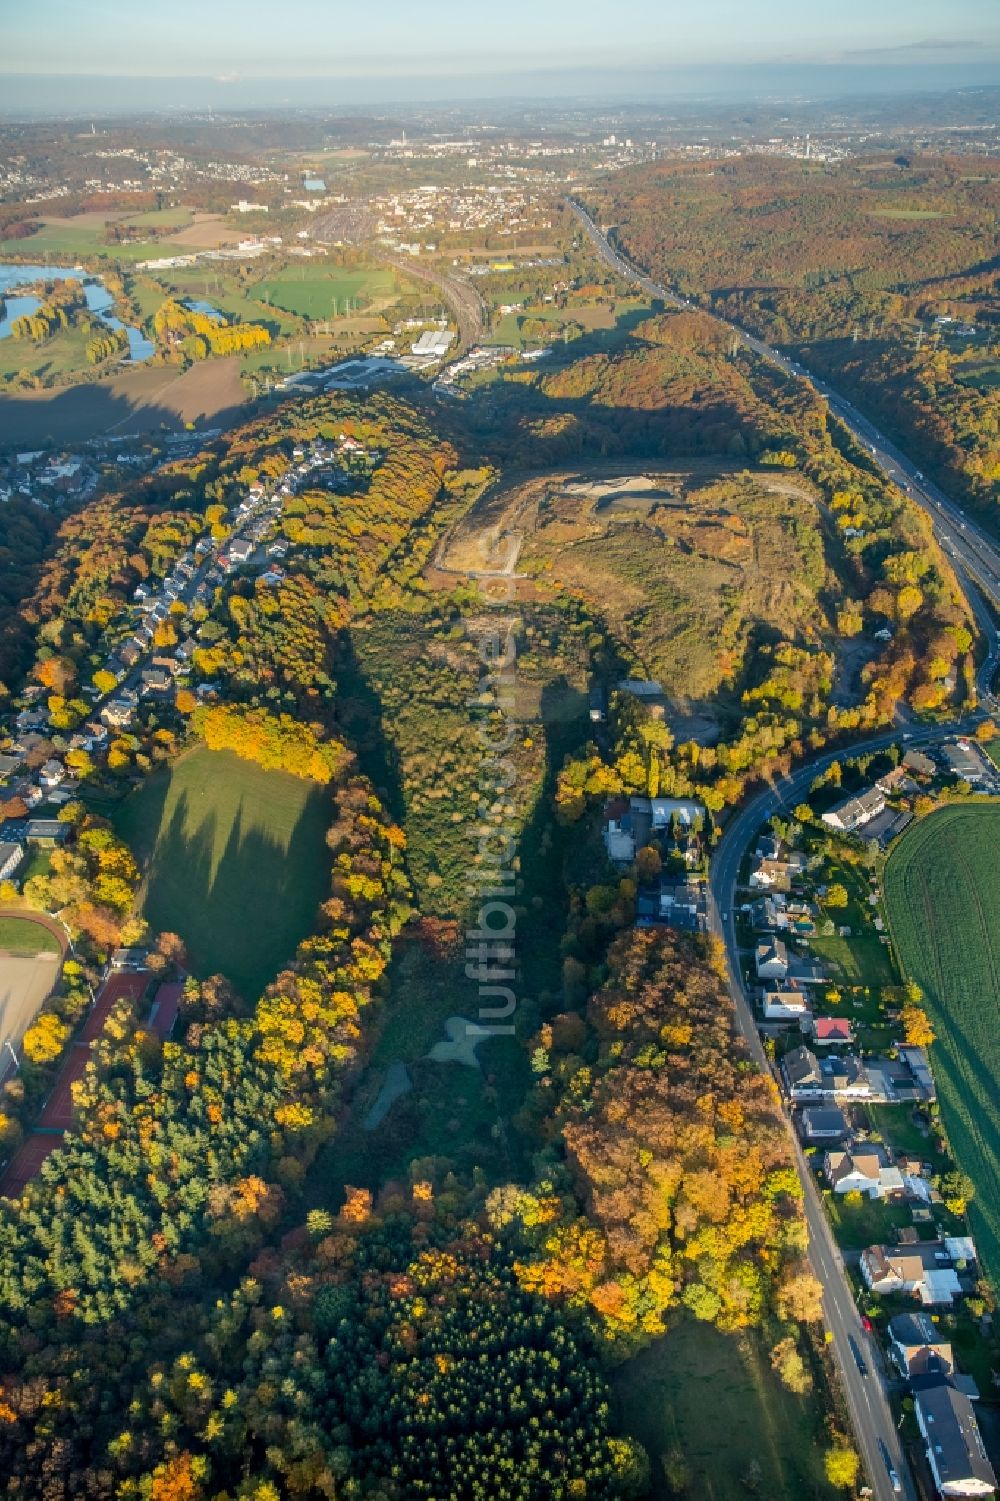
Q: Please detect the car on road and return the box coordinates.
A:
[848,1335,868,1376]
[878,1438,902,1493]
[861,1314,873,1332]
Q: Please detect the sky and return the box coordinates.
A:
[4,0,999,79]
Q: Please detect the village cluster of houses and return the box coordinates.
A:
[0,433,380,893]
[743,797,998,1496]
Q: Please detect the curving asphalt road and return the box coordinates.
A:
[566,195,1000,1500]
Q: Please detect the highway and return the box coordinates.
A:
[567,197,1000,660]
[565,196,1000,1498]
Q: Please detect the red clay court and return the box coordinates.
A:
[148,981,183,1040]
[0,1132,64,1198]
[40,1048,89,1130]
[78,970,151,1044]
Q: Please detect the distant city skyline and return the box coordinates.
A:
[3,0,999,81]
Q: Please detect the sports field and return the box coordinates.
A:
[254,265,403,320]
[883,805,1000,1283]
[0,917,61,956]
[112,745,332,1000]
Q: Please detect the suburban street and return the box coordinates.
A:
[708,723,974,1501]
[567,196,1000,1501]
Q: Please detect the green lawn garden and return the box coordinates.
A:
[112,745,331,999]
[883,805,1000,1284]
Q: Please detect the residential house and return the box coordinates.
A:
[782,1045,871,1100]
[229,538,254,565]
[762,980,812,1022]
[807,1016,855,1046]
[869,1045,937,1105]
[755,936,789,980]
[603,797,636,863]
[782,1045,822,1096]
[888,1313,958,1382]
[821,785,886,834]
[903,748,937,778]
[748,858,799,892]
[0,752,24,781]
[656,881,708,934]
[25,819,71,847]
[37,758,65,790]
[101,699,135,730]
[942,740,992,786]
[823,1147,905,1199]
[0,841,25,882]
[862,806,914,848]
[650,797,705,832]
[860,1243,963,1305]
[798,1106,850,1143]
[141,666,173,695]
[752,894,787,930]
[913,1375,997,1498]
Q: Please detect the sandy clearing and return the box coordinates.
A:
[0,953,62,1080]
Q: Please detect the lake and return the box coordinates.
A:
[0,263,154,361]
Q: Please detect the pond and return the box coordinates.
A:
[0,263,154,361]
[182,297,225,324]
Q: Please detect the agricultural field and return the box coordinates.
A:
[253,264,406,321]
[0,355,248,446]
[0,218,160,265]
[112,745,332,1000]
[883,805,1000,1283]
[614,1319,836,1500]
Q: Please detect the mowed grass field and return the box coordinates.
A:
[883,805,1000,1283]
[112,745,331,1000]
[614,1319,836,1499]
[0,917,61,955]
[253,265,403,320]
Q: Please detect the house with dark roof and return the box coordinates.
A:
[755,935,789,980]
[913,1375,996,1497]
[888,1313,957,1382]
[798,1106,850,1143]
[782,1045,871,1100]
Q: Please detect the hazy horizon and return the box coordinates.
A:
[1,64,999,119]
[1,0,998,116]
